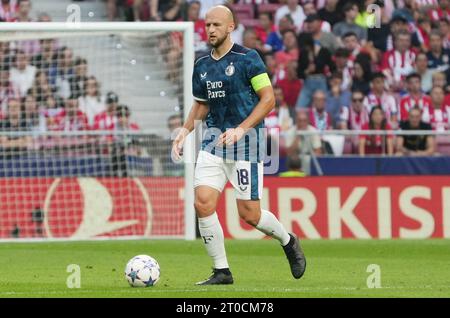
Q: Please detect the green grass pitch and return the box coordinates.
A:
[0,239,449,298]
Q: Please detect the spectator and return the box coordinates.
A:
[113,104,140,131]
[53,97,88,131]
[31,70,54,104]
[68,57,88,99]
[303,13,338,54]
[187,1,208,55]
[32,39,56,71]
[274,60,302,108]
[108,104,141,175]
[399,73,433,123]
[392,0,416,23]
[16,0,31,22]
[428,0,450,22]
[318,0,341,27]
[432,71,448,93]
[93,91,119,130]
[274,29,299,67]
[286,109,322,175]
[332,2,367,44]
[274,0,306,33]
[308,90,332,131]
[358,105,394,156]
[415,52,434,94]
[381,31,417,90]
[339,89,369,152]
[0,62,20,118]
[0,0,18,22]
[0,98,31,157]
[438,18,450,50]
[429,86,449,131]
[265,86,295,137]
[266,14,295,53]
[355,0,378,29]
[295,32,335,109]
[301,4,331,32]
[416,17,432,52]
[242,28,264,59]
[385,14,420,52]
[333,48,351,90]
[350,57,372,95]
[363,72,398,129]
[78,76,106,128]
[341,32,371,90]
[49,46,74,99]
[396,107,436,156]
[427,30,450,82]
[279,155,306,177]
[42,94,63,131]
[15,0,41,58]
[10,50,37,97]
[326,72,351,128]
[255,11,275,51]
[22,93,46,132]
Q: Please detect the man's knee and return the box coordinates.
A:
[194,197,216,216]
[238,203,261,227]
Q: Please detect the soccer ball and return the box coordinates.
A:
[125,255,160,287]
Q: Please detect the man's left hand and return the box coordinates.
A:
[217,127,246,146]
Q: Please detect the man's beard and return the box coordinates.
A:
[210,34,228,48]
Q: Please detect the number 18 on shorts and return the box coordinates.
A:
[194,151,263,200]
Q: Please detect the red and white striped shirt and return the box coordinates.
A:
[309,108,332,131]
[93,111,117,130]
[399,94,433,122]
[428,8,450,22]
[381,49,417,83]
[0,0,17,22]
[340,106,369,131]
[430,103,450,131]
[364,92,398,123]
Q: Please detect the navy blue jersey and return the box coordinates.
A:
[192,44,270,161]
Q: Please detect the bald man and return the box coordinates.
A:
[172,5,306,285]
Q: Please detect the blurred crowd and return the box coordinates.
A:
[110,0,450,174]
[0,0,143,163]
[1,0,450,175]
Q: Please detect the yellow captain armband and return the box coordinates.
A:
[250,73,271,92]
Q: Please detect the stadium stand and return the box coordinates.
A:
[0,0,449,179]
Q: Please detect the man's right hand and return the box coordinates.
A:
[171,127,190,162]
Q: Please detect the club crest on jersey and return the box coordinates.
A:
[225,62,235,76]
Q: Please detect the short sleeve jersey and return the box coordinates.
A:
[192,43,271,161]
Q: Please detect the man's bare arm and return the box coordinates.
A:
[182,100,209,133]
[238,86,275,131]
[172,100,209,160]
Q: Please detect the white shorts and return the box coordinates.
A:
[194,150,263,200]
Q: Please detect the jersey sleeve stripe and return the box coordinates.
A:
[194,96,208,102]
[250,73,272,92]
